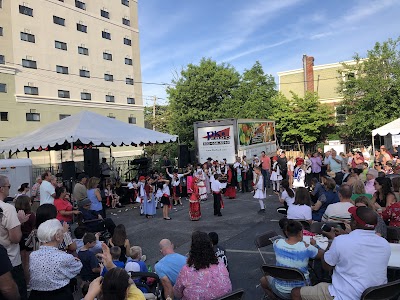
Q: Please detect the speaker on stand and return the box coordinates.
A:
[61,161,76,193]
[84,149,100,178]
[178,145,189,168]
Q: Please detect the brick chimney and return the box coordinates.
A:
[302,55,314,94]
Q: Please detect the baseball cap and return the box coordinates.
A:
[348,206,377,229]
[78,198,91,208]
[125,261,141,273]
[366,168,378,179]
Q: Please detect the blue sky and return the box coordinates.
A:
[138,0,400,105]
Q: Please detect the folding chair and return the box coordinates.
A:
[361,279,400,300]
[215,289,245,300]
[254,231,278,264]
[387,226,400,243]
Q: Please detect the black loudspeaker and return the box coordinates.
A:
[178,145,189,168]
[189,149,196,165]
[84,149,100,178]
[62,161,76,180]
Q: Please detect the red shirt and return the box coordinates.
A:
[54,198,73,222]
[261,155,271,171]
[382,202,400,227]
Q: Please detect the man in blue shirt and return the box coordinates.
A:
[155,239,186,300]
[325,150,343,185]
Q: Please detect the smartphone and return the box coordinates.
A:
[321,224,332,232]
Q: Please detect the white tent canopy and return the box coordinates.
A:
[372,118,400,137]
[0,110,178,153]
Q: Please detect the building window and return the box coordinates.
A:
[79,69,90,78]
[0,112,8,121]
[0,27,3,36]
[81,92,91,100]
[102,31,111,40]
[75,0,86,10]
[24,86,39,95]
[20,32,35,43]
[125,58,132,65]
[19,5,33,17]
[103,52,112,61]
[77,23,87,33]
[56,65,69,74]
[335,106,347,124]
[101,9,109,19]
[0,83,6,93]
[22,59,37,69]
[121,0,129,7]
[122,18,130,26]
[126,78,134,85]
[104,74,114,82]
[59,114,70,120]
[55,40,67,50]
[0,0,2,9]
[127,97,135,104]
[53,16,65,26]
[0,55,4,64]
[58,90,70,98]
[106,95,115,102]
[124,38,131,46]
[26,113,40,121]
[128,117,136,124]
[78,46,89,55]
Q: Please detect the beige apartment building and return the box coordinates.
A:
[0,0,144,162]
[277,55,357,123]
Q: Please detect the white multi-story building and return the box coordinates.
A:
[0,0,144,162]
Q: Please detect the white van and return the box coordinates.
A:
[0,158,33,199]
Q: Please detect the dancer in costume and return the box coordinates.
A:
[293,158,306,189]
[253,166,266,213]
[270,156,283,193]
[224,165,236,199]
[189,173,201,221]
[166,168,191,206]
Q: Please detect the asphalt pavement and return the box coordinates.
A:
[106,189,283,300]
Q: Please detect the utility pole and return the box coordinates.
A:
[152,95,156,130]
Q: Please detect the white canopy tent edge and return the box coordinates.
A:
[371,117,400,153]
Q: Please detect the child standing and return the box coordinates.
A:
[78,233,101,282]
[210,174,223,216]
[270,156,283,193]
[100,246,125,276]
[253,166,266,213]
[293,158,306,189]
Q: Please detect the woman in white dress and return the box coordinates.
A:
[253,166,266,212]
[270,156,283,193]
[195,168,208,201]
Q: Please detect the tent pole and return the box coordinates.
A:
[27,151,30,158]
[71,141,74,161]
[372,134,375,155]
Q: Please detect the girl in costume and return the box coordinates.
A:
[270,156,283,193]
[253,166,266,212]
[189,172,202,221]
[293,158,306,189]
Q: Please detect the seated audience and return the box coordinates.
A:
[381,200,400,227]
[29,219,82,300]
[312,177,340,221]
[73,226,102,254]
[279,179,295,209]
[84,244,145,300]
[174,231,232,300]
[287,187,312,223]
[78,232,101,282]
[155,239,186,300]
[365,168,378,195]
[291,206,391,300]
[108,224,130,264]
[101,246,125,276]
[310,177,324,203]
[372,177,396,208]
[208,231,229,270]
[127,246,147,272]
[350,179,372,201]
[354,196,387,238]
[392,176,400,202]
[260,220,323,299]
[78,198,116,235]
[54,186,81,225]
[322,184,354,224]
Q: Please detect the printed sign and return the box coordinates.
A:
[197,125,236,164]
[238,121,275,147]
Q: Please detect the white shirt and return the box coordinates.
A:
[162,184,170,196]
[169,174,183,187]
[210,176,222,192]
[39,180,55,205]
[0,201,21,266]
[127,182,137,189]
[325,229,391,300]
[322,202,354,223]
[233,162,242,173]
[287,204,312,221]
[281,190,295,206]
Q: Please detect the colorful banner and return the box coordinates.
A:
[238,121,275,147]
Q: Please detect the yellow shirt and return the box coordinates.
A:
[127,284,146,300]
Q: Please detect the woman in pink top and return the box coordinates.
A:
[174,231,232,300]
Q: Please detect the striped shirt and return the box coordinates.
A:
[273,239,318,294]
[322,202,354,223]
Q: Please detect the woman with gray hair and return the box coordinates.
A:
[29,219,82,300]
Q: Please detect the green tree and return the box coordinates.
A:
[338,37,400,139]
[270,92,335,147]
[219,61,277,119]
[167,58,240,145]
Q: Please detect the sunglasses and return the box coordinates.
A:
[1,185,11,189]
